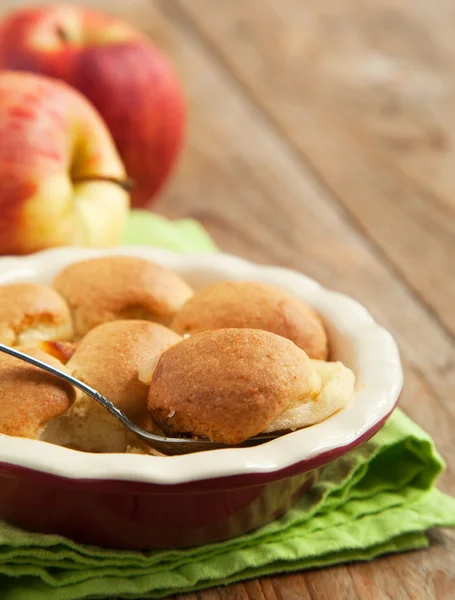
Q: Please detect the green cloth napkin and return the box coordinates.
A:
[122,210,217,253]
[0,211,454,600]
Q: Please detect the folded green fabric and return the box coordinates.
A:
[0,211,454,600]
[122,210,217,253]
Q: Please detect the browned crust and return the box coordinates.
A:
[171,281,328,360]
[67,320,181,419]
[0,282,73,345]
[147,328,319,444]
[0,348,76,439]
[53,256,193,338]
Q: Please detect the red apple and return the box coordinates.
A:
[0,5,185,207]
[0,71,130,255]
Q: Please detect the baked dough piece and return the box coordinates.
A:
[0,348,77,440]
[53,256,193,338]
[67,320,181,420]
[0,283,73,345]
[44,320,181,453]
[143,328,322,445]
[171,281,328,359]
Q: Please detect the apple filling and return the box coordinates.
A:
[40,394,140,453]
[16,320,72,345]
[264,360,355,433]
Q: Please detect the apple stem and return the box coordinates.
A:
[56,25,71,43]
[72,176,135,192]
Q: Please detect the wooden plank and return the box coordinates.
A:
[175,0,455,339]
[263,574,317,600]
[216,584,250,600]
[248,580,279,600]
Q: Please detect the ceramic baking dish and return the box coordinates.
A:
[0,247,403,549]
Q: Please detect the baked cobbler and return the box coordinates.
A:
[0,257,355,452]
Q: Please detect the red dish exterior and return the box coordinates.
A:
[0,463,318,549]
[0,411,392,549]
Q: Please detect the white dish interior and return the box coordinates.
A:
[0,246,403,484]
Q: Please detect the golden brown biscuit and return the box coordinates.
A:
[53,256,193,338]
[171,281,328,360]
[67,320,181,419]
[46,320,181,453]
[0,283,73,346]
[0,348,77,440]
[144,328,321,445]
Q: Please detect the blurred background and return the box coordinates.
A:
[0,0,453,489]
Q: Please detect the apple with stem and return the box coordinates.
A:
[0,70,130,255]
[0,5,185,207]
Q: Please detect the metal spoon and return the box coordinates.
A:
[0,343,277,455]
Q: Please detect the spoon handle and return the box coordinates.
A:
[0,343,143,432]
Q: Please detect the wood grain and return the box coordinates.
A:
[176,0,455,339]
[0,0,453,598]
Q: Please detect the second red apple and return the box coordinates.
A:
[0,5,185,208]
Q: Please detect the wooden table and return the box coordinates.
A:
[3,0,455,597]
